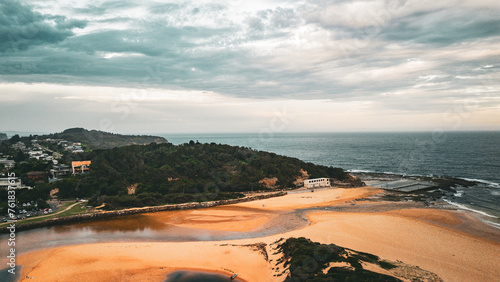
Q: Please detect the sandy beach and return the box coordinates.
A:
[17,187,500,281]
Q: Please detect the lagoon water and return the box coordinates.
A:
[164,270,242,282]
[164,131,500,220]
[0,132,498,281]
[0,266,22,282]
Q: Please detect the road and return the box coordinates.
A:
[29,202,82,220]
[0,201,82,227]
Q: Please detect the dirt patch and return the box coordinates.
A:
[293,169,309,186]
[127,183,138,195]
[50,188,59,198]
[259,177,278,189]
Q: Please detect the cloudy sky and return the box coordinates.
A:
[1,0,499,134]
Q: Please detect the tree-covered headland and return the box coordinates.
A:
[1,132,350,211]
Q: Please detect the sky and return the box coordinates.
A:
[1,0,499,134]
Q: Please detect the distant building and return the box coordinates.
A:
[72,161,91,175]
[50,164,72,180]
[45,138,63,143]
[304,178,330,189]
[58,140,70,146]
[27,171,48,182]
[0,177,32,190]
[12,142,26,150]
[28,150,43,158]
[0,158,15,169]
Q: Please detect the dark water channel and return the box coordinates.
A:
[164,270,243,282]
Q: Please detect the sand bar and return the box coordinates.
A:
[17,187,500,281]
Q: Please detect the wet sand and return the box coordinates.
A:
[301,211,500,282]
[143,205,276,232]
[16,187,500,281]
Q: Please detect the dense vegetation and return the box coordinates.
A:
[74,142,346,209]
[2,141,348,211]
[37,127,168,149]
[276,237,400,281]
[0,135,30,162]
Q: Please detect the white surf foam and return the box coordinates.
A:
[443,199,498,218]
[347,169,375,173]
[484,220,500,230]
[460,178,500,188]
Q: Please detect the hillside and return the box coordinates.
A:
[40,128,168,149]
[13,142,349,210]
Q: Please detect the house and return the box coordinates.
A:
[12,142,26,150]
[58,140,70,146]
[27,171,48,182]
[28,150,43,159]
[304,178,330,189]
[72,161,91,174]
[0,177,31,190]
[0,159,15,169]
[50,164,72,180]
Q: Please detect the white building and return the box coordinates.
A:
[0,177,32,190]
[0,158,15,169]
[304,178,330,189]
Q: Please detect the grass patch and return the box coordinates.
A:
[0,202,89,228]
[52,203,87,218]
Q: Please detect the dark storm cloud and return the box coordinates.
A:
[0,0,499,133]
[1,0,499,102]
[0,0,86,52]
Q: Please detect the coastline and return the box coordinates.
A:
[14,187,500,281]
[0,191,286,234]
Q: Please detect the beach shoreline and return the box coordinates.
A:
[14,187,500,281]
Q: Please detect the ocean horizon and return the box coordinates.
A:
[161,131,500,224]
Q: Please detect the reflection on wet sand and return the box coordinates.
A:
[164,270,245,282]
[0,204,309,259]
[55,213,168,233]
[3,189,382,263]
[55,205,278,233]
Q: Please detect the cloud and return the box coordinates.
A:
[0,0,499,132]
[305,0,391,29]
[0,0,86,52]
[381,9,500,45]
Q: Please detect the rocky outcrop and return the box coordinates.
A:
[332,174,365,188]
[127,183,138,195]
[293,169,309,187]
[259,177,279,188]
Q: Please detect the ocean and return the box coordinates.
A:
[162,131,500,225]
[1,131,498,280]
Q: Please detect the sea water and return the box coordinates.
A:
[163,131,500,222]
